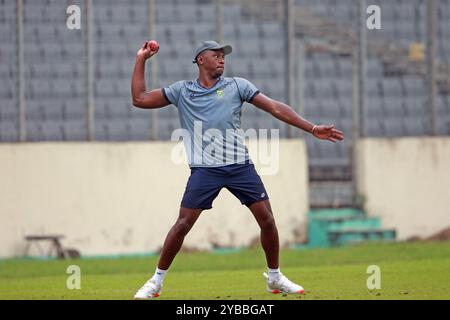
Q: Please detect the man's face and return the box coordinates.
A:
[197,49,225,78]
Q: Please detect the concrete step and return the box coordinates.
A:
[328,228,397,246]
[305,208,396,248]
[328,217,381,232]
[308,207,363,220]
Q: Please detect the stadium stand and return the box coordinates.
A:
[1,0,450,206]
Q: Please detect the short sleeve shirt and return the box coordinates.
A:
[163,77,260,167]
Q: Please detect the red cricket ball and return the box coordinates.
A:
[149,40,159,51]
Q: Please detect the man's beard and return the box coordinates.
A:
[213,68,224,78]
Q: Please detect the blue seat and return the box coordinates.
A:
[0,121,18,142]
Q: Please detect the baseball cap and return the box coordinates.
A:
[192,41,233,64]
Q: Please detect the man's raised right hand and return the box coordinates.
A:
[136,40,159,60]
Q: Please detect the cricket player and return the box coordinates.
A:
[131,40,344,299]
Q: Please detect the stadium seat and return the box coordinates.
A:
[404,117,426,136]
[0,121,18,142]
[383,118,406,137]
[383,96,405,117]
[62,119,86,141]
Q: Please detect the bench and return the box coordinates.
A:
[24,235,79,259]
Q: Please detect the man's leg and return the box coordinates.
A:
[247,199,304,294]
[158,207,203,270]
[134,207,202,299]
[247,199,279,269]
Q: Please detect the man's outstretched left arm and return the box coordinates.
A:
[251,93,344,142]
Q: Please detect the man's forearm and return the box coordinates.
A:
[131,56,147,104]
[271,101,315,134]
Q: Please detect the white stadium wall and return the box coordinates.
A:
[0,140,309,258]
[356,137,450,240]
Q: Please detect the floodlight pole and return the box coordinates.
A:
[357,0,367,138]
[216,0,224,44]
[85,0,95,141]
[149,0,158,140]
[285,0,295,138]
[17,0,26,141]
[352,0,367,206]
[427,0,437,136]
[296,41,305,138]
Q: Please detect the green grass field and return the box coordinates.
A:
[1,241,449,300]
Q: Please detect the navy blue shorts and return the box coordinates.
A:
[181,163,269,210]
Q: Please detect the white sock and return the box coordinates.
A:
[151,268,167,284]
[268,267,282,281]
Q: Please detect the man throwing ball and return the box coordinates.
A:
[131,40,344,299]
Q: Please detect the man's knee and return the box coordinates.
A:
[172,207,202,236]
[259,214,276,231]
[173,218,195,236]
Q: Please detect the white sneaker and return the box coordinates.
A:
[134,278,162,299]
[263,272,305,294]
